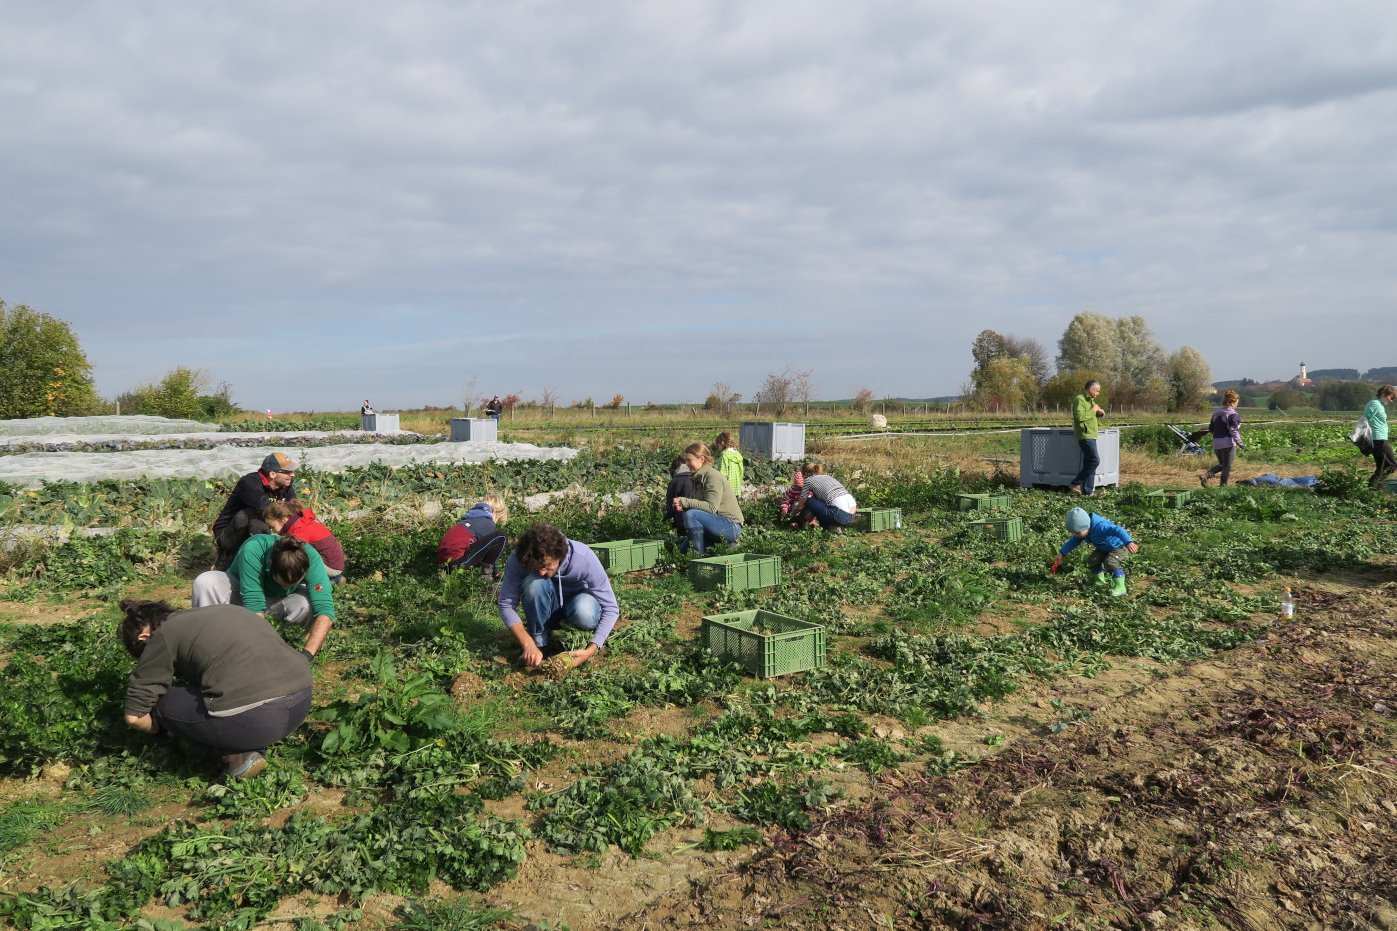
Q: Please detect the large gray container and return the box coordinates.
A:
[739,422,806,461]
[361,413,400,432]
[450,418,498,442]
[1019,427,1119,489]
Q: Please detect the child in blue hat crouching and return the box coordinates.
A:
[1050,507,1139,597]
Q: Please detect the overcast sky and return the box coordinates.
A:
[3,2,1395,411]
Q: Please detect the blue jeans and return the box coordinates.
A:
[1073,439,1100,495]
[679,509,742,555]
[520,575,600,648]
[802,497,855,530]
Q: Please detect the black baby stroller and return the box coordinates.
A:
[1167,423,1207,456]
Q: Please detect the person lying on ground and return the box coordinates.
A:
[120,599,313,781]
[497,523,619,670]
[1051,506,1139,598]
[211,453,298,570]
[671,442,744,555]
[191,535,335,658]
[437,493,509,579]
[264,499,346,584]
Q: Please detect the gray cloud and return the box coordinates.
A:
[2,1,1395,408]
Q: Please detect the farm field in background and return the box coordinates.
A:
[0,420,1394,930]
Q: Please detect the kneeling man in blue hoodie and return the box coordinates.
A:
[498,523,620,669]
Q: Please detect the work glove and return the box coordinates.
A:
[1049,555,1064,575]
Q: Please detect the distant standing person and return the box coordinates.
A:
[485,395,504,421]
[211,453,298,571]
[715,432,744,497]
[671,442,744,555]
[1069,380,1105,496]
[1364,385,1396,488]
[1198,390,1244,487]
[119,599,313,780]
[793,462,858,532]
[361,400,374,416]
[497,523,619,669]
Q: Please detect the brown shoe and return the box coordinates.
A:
[1067,485,1083,495]
[223,750,266,780]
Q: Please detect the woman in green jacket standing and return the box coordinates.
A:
[1364,385,1396,488]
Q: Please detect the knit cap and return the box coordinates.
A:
[1065,508,1090,533]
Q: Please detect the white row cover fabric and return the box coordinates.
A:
[0,415,221,436]
[0,428,407,451]
[0,441,578,487]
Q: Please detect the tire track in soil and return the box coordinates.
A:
[620,581,1397,931]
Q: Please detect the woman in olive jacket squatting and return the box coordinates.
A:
[120,599,313,780]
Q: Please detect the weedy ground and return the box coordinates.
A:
[0,421,1392,930]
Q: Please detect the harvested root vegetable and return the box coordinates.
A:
[539,653,576,680]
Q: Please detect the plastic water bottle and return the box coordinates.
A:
[1281,586,1294,620]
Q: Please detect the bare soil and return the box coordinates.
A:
[610,576,1397,931]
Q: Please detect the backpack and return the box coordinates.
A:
[1349,415,1374,456]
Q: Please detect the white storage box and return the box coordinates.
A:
[450,418,498,442]
[739,422,806,461]
[1019,427,1119,489]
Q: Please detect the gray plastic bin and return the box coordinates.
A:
[360,413,400,432]
[1019,427,1119,489]
[450,418,498,442]
[739,422,806,461]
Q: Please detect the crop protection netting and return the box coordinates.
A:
[0,441,578,487]
[0,415,222,435]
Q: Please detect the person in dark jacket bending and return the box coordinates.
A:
[211,453,298,570]
[120,599,313,780]
[663,456,695,536]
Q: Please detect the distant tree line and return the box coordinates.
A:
[963,312,1212,414]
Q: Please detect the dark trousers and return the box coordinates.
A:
[213,510,271,571]
[445,531,508,578]
[1072,439,1100,495]
[1372,440,1396,487]
[1206,446,1237,485]
[153,686,312,754]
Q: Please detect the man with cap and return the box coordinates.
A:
[1050,506,1139,598]
[211,453,298,571]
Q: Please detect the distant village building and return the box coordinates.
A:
[1289,362,1313,389]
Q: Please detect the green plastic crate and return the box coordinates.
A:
[1123,490,1166,511]
[700,609,827,678]
[957,492,1010,512]
[968,516,1023,542]
[1160,489,1193,508]
[854,507,903,532]
[588,537,666,575]
[689,553,782,592]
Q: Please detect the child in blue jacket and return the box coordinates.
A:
[1050,507,1139,597]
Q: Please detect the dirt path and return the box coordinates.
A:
[613,577,1397,931]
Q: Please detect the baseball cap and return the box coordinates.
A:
[261,452,298,473]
